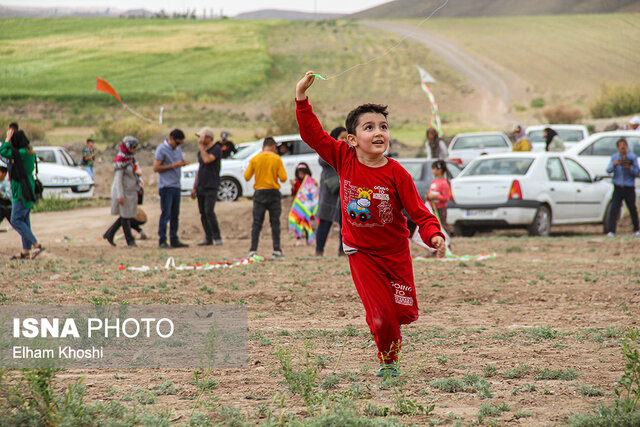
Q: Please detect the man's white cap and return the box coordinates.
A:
[629,116,640,125]
[195,127,215,138]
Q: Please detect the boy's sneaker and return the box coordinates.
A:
[248,250,258,258]
[606,232,616,238]
[272,250,285,258]
[214,239,223,245]
[139,231,148,240]
[635,231,640,239]
[375,362,398,377]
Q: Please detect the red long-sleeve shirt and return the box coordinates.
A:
[296,98,443,255]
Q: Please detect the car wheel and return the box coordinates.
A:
[453,223,476,237]
[349,211,356,220]
[217,178,241,202]
[528,205,551,237]
[358,212,368,222]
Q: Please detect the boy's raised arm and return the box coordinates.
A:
[295,71,346,172]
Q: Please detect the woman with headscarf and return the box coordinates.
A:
[423,126,448,160]
[316,126,346,256]
[544,127,565,152]
[103,136,140,247]
[0,124,45,259]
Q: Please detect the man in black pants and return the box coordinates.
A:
[243,137,287,257]
[191,127,223,246]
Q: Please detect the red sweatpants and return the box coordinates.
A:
[348,245,419,363]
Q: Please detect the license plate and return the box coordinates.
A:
[465,209,495,217]
[77,185,90,191]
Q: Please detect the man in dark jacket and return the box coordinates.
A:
[191,127,223,246]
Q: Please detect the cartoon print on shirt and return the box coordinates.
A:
[347,187,373,222]
[343,182,394,227]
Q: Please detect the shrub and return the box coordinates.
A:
[543,105,584,124]
[21,122,51,142]
[93,118,163,145]
[270,100,298,135]
[531,97,545,108]
[590,83,640,119]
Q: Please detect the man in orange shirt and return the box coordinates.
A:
[244,137,287,258]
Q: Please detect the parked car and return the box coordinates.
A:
[448,132,512,167]
[38,163,95,199]
[396,158,462,202]
[181,135,322,201]
[30,146,95,198]
[564,131,640,178]
[447,152,614,237]
[526,124,589,152]
[34,146,79,167]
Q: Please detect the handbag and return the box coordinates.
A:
[34,156,43,202]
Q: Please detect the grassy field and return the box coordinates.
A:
[419,14,640,104]
[2,201,640,425]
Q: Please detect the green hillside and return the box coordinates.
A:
[352,0,640,18]
[0,19,276,102]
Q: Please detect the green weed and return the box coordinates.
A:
[535,368,579,380]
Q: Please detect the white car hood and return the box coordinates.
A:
[38,163,93,181]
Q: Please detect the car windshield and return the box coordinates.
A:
[528,129,585,143]
[579,136,640,157]
[35,149,56,163]
[452,135,508,149]
[465,158,534,176]
[232,143,261,160]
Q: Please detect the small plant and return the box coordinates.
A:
[393,387,435,415]
[531,97,545,108]
[504,363,530,379]
[477,402,511,422]
[579,384,605,397]
[436,355,449,365]
[276,344,321,415]
[535,368,578,381]
[483,365,498,378]
[615,329,640,413]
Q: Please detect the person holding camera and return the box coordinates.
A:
[606,138,640,238]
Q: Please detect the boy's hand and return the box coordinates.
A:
[431,235,446,258]
[296,71,316,100]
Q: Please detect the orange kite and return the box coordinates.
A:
[95,76,122,103]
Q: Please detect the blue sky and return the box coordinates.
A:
[1,0,390,15]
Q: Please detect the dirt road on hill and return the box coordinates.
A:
[363,20,529,127]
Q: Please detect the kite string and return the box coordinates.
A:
[325,0,450,80]
[123,104,156,124]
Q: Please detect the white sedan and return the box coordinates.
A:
[564,130,640,177]
[526,124,589,152]
[448,131,512,168]
[38,163,95,199]
[447,152,614,237]
[32,146,94,199]
[181,135,322,201]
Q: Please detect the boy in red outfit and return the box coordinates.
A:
[295,72,446,376]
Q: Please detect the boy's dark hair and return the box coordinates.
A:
[263,137,276,148]
[345,104,388,135]
[169,129,185,141]
[0,166,7,174]
[9,122,18,131]
[617,138,628,148]
[86,138,94,143]
[330,126,347,140]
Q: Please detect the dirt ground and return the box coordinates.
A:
[1,187,640,424]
